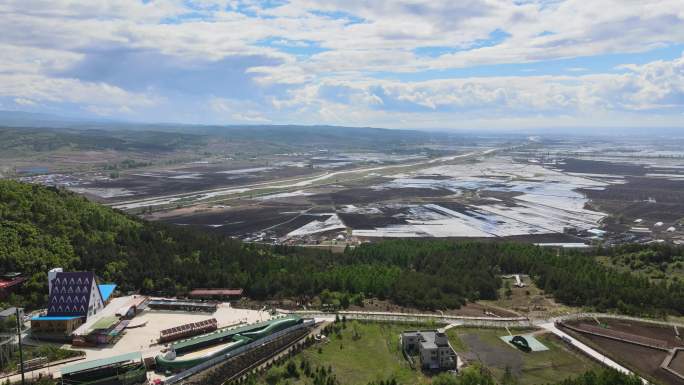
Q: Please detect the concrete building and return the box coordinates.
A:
[401,330,458,371]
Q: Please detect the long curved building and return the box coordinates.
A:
[155,315,303,371]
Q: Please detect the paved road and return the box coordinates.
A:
[538,322,648,384]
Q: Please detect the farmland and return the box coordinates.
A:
[7,126,684,247]
[559,318,684,385]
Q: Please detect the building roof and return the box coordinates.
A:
[0,276,27,289]
[32,316,81,321]
[189,288,244,296]
[149,299,217,308]
[48,271,100,317]
[419,331,438,350]
[61,352,142,376]
[90,316,120,331]
[97,284,116,302]
[171,317,289,352]
[402,330,449,350]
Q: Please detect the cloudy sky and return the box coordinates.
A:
[1,0,683,130]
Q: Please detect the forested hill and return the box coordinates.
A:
[1,180,683,317]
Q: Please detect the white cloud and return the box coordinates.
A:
[0,0,682,128]
[13,98,36,106]
[0,74,159,109]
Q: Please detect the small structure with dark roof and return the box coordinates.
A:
[188,288,244,301]
[0,273,27,299]
[60,351,146,385]
[148,299,217,313]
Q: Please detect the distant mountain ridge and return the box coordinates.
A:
[0,110,484,156]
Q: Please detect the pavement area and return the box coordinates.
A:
[77,302,271,361]
[6,301,270,383]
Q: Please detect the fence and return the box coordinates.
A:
[555,313,684,328]
[286,310,532,328]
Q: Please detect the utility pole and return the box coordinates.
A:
[15,307,25,385]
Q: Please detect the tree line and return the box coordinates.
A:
[1,180,682,317]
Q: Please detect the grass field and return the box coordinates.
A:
[258,322,600,385]
[298,322,429,385]
[447,328,601,385]
[259,321,430,385]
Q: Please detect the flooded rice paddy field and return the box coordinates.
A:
[165,148,684,244]
[153,154,630,243]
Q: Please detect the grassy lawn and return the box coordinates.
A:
[274,322,430,385]
[447,328,600,385]
[301,322,428,385]
[258,322,600,385]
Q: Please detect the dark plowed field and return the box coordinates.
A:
[560,320,684,385]
[90,166,317,202]
[566,319,682,348]
[310,187,454,205]
[582,176,684,222]
[337,213,407,229]
[161,204,309,236]
[669,351,684,378]
[555,158,647,176]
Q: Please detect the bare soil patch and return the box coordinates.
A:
[669,350,684,377]
[311,187,455,205]
[555,158,647,176]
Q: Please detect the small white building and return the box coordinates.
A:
[514,274,525,288]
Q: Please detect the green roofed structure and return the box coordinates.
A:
[91,316,120,331]
[61,352,146,385]
[156,315,305,371]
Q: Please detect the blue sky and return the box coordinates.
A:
[0,0,683,130]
